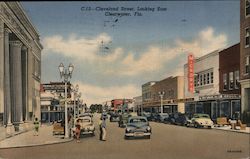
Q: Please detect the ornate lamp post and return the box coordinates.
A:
[158,91,165,114]
[58,63,74,139]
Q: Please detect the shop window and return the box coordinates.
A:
[234,70,240,89]
[229,72,234,90]
[220,102,230,118]
[196,104,203,114]
[223,73,227,91]
[232,100,241,119]
[246,0,250,17]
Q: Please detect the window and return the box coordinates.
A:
[234,70,240,89]
[223,73,227,91]
[229,72,234,90]
[246,56,250,74]
[207,73,210,84]
[200,74,203,86]
[203,74,206,85]
[211,72,214,83]
[245,28,250,47]
[246,0,250,17]
[194,75,197,87]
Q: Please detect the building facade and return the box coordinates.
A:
[142,81,156,103]
[0,2,42,135]
[184,50,220,119]
[219,43,241,119]
[142,76,185,114]
[40,82,72,123]
[240,0,250,122]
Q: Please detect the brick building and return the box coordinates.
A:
[240,0,250,118]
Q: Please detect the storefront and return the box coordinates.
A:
[185,94,241,120]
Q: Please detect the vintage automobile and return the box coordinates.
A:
[72,116,95,135]
[110,112,120,122]
[125,116,151,139]
[52,120,65,135]
[154,113,169,123]
[186,113,214,128]
[164,113,189,126]
[78,112,93,118]
[118,113,131,127]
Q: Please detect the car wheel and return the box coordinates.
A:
[194,123,199,128]
[124,136,130,140]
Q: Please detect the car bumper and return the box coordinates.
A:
[125,132,151,137]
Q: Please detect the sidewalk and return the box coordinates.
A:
[0,124,73,149]
[213,125,250,134]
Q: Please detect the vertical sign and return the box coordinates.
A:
[188,54,194,93]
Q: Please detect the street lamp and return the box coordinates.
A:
[71,84,79,128]
[158,91,165,114]
[58,63,74,139]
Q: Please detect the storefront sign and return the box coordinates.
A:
[188,54,194,93]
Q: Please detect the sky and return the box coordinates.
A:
[21,1,240,105]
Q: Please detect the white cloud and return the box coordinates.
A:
[42,26,227,77]
[75,82,140,105]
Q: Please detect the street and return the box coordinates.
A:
[0,113,249,159]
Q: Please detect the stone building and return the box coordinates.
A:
[240,0,250,119]
[0,2,42,136]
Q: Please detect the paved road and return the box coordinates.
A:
[0,114,249,159]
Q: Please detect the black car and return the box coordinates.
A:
[164,113,189,126]
[110,112,120,122]
[154,113,169,123]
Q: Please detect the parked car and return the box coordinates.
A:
[110,112,120,122]
[164,113,189,126]
[52,120,65,135]
[78,112,93,118]
[125,116,151,139]
[142,112,152,121]
[154,113,169,122]
[150,112,159,121]
[72,116,95,135]
[118,113,131,127]
[186,113,213,128]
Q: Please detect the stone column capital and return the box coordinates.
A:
[4,28,12,34]
[9,40,23,48]
[22,45,28,51]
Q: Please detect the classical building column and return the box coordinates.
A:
[9,40,24,131]
[4,28,14,135]
[21,46,29,127]
[0,21,4,127]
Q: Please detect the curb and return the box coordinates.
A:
[0,138,74,149]
[212,128,250,134]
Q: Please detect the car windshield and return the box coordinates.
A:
[130,118,147,123]
[78,118,90,123]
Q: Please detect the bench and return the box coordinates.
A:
[216,117,230,126]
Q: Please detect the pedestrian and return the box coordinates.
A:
[99,118,103,140]
[75,119,81,143]
[100,116,107,141]
[33,117,40,136]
